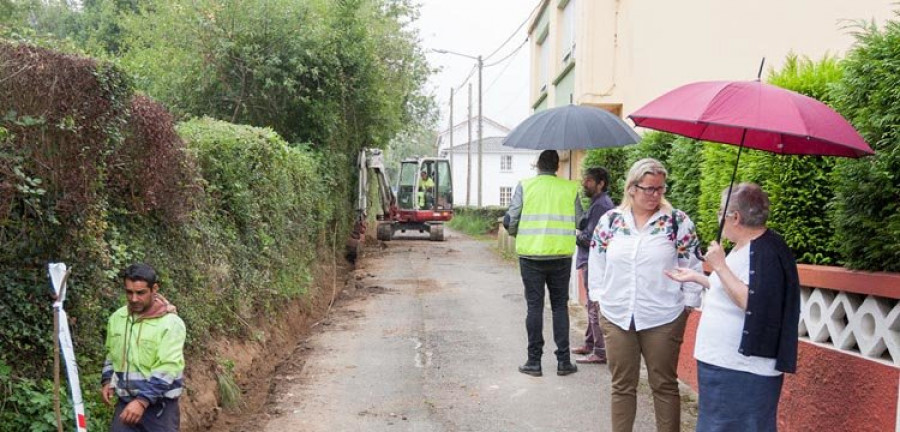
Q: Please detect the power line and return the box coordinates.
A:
[483,0,544,62]
[484,41,525,95]
[484,37,528,68]
[453,64,477,93]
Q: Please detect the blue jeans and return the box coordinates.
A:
[519,257,572,362]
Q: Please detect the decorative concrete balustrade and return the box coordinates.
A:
[797,265,900,366]
[801,288,899,365]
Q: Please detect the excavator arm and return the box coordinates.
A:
[355,148,396,220]
[346,148,396,264]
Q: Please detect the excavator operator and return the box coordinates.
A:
[418,170,435,209]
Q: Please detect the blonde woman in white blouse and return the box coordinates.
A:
[588,158,703,432]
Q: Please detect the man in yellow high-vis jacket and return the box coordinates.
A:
[418,170,435,209]
[504,150,583,377]
[102,263,185,431]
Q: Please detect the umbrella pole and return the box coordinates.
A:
[716,130,747,243]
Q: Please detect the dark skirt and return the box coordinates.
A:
[696,360,784,432]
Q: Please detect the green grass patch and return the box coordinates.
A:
[448,212,496,237]
[216,358,242,410]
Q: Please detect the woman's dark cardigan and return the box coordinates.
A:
[737,229,801,373]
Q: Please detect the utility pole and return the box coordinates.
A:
[467,83,472,207]
[449,88,454,166]
[431,48,482,208]
[477,55,483,208]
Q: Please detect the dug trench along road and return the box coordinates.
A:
[229,228,697,432]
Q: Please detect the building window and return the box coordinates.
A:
[499,187,513,206]
[537,37,549,94]
[500,155,513,172]
[559,0,576,65]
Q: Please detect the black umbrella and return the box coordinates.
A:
[502,105,641,150]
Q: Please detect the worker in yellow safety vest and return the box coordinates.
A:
[418,170,435,209]
[504,150,584,378]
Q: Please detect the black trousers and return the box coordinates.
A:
[111,398,179,432]
[519,257,572,362]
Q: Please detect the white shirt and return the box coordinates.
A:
[588,207,703,331]
[694,245,781,376]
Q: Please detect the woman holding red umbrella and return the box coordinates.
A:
[666,183,800,431]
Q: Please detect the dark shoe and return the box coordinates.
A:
[575,354,607,364]
[518,360,542,377]
[557,361,578,376]
[571,345,592,355]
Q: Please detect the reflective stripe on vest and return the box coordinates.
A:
[516,175,579,256]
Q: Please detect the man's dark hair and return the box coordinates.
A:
[584,166,610,192]
[536,150,559,172]
[120,263,158,287]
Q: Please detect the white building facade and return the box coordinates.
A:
[440,136,542,208]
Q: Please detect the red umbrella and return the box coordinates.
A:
[629,80,875,241]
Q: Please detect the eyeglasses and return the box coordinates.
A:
[633,184,667,196]
[717,209,736,218]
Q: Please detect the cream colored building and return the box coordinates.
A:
[528,0,895,179]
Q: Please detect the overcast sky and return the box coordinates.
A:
[414,0,540,133]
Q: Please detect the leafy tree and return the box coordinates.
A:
[384,122,439,184]
[116,0,435,153]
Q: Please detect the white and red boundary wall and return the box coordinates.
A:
[497,226,900,431]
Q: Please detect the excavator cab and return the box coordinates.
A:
[383,157,453,241]
[397,158,452,211]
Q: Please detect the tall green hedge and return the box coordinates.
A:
[830,21,900,272]
[755,55,843,264]
[0,42,354,429]
[664,137,703,219]
[582,147,629,202]
[624,130,673,169]
[692,55,845,261]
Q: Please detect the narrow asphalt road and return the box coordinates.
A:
[239,229,696,431]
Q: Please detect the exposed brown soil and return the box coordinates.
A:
[178,245,369,431]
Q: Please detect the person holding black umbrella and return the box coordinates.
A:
[505,150,583,377]
[665,183,800,431]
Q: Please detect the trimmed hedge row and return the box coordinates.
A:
[0,42,353,428]
[831,21,900,272]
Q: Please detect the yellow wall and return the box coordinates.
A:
[554,0,894,114]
